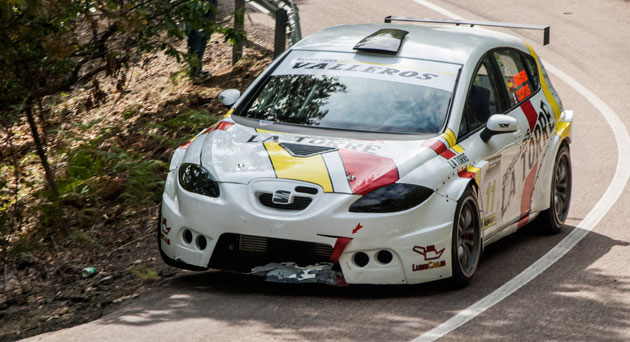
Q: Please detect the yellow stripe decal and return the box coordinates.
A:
[452,144,464,154]
[524,42,561,122]
[483,214,497,229]
[264,142,333,192]
[223,108,234,119]
[556,121,571,140]
[256,128,283,134]
[441,128,456,148]
[467,165,481,186]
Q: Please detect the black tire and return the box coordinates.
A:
[450,186,482,288]
[535,144,572,234]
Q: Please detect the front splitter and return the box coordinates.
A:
[250,262,346,286]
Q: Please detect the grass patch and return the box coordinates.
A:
[145,107,219,146]
[56,137,168,210]
[130,266,160,281]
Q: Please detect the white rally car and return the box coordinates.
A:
[158,17,572,287]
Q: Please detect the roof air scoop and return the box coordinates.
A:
[353,29,409,54]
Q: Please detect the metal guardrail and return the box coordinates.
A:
[248,0,302,53]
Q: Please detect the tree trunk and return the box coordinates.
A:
[25,101,67,234]
[4,125,22,232]
[37,98,47,145]
[232,0,244,65]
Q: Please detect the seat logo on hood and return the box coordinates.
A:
[272,190,293,205]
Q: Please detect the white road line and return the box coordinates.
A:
[409,1,630,342]
[413,0,463,20]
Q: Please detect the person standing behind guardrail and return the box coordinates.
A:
[186,0,219,81]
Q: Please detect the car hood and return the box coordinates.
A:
[195,119,451,195]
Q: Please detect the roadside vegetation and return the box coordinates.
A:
[0,0,272,339]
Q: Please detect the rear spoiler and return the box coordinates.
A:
[384,16,550,45]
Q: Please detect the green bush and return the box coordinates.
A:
[59,139,167,209]
[145,108,219,146]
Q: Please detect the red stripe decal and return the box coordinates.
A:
[203,121,234,134]
[458,169,475,179]
[330,237,352,263]
[339,149,399,195]
[429,140,448,155]
[179,141,191,149]
[351,223,363,234]
[440,149,456,159]
[519,162,538,228]
[521,100,538,132]
[517,215,529,229]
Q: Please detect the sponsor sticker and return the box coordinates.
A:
[161,217,171,235]
[513,70,528,87]
[271,51,460,92]
[247,134,381,154]
[412,260,446,272]
[413,245,445,261]
[516,84,532,101]
[160,233,171,245]
[412,245,446,272]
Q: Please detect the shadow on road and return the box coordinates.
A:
[97,225,629,342]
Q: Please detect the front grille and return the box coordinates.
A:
[312,243,334,258]
[239,235,268,253]
[259,193,312,210]
[280,143,337,157]
[295,186,318,195]
[209,233,334,271]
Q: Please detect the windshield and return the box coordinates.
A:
[241,51,460,134]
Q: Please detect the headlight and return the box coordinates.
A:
[178,163,220,197]
[349,183,433,213]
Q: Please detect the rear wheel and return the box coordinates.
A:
[536,144,572,234]
[450,186,482,288]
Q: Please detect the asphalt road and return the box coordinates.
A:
[25,0,630,341]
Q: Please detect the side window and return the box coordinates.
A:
[493,49,535,106]
[522,53,540,90]
[460,55,501,137]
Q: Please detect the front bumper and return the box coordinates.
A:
[159,175,456,285]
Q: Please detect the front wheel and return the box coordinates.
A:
[536,144,572,234]
[450,187,482,288]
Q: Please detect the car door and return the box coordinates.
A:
[454,52,522,240]
[489,48,554,231]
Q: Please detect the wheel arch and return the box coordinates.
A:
[436,174,479,203]
[531,110,573,213]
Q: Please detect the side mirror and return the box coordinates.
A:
[218,89,241,108]
[480,114,518,143]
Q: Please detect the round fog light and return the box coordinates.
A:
[196,235,207,250]
[376,250,393,264]
[353,252,369,267]
[183,229,193,244]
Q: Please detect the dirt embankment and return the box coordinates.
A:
[0,7,275,341]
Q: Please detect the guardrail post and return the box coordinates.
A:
[232,0,245,65]
[274,8,288,58]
